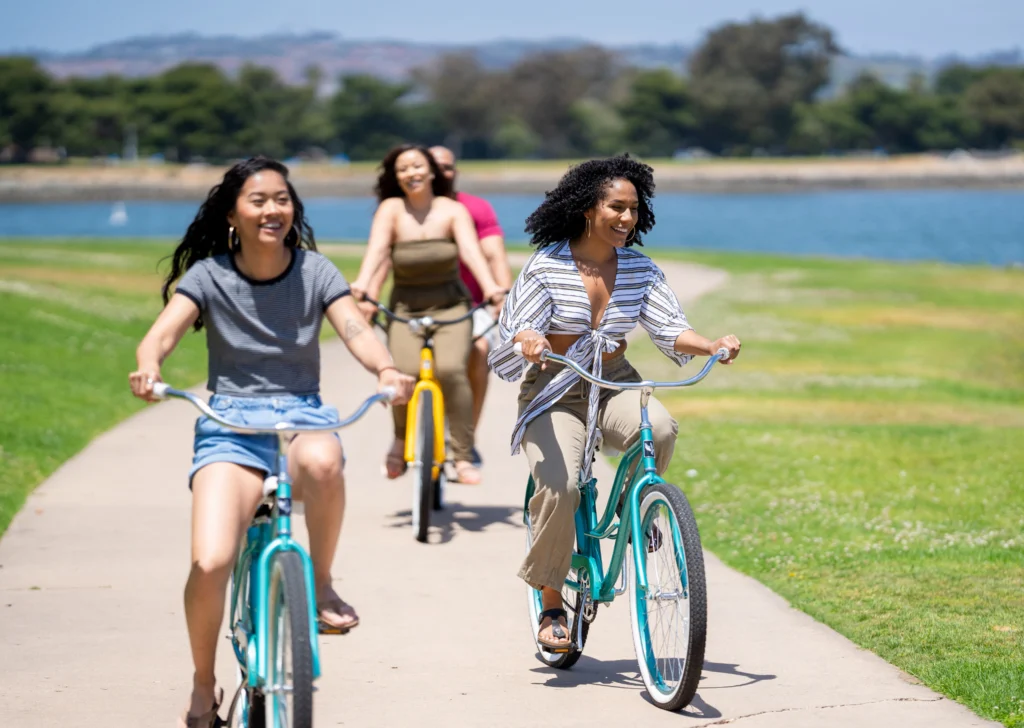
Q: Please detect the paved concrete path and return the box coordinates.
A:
[0,261,994,727]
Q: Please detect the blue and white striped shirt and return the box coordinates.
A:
[487,241,692,480]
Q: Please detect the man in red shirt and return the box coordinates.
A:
[430,146,513,465]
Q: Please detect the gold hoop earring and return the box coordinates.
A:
[625,226,636,243]
[585,218,592,239]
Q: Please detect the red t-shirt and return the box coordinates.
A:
[456,191,503,304]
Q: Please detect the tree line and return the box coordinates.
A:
[2,13,1022,164]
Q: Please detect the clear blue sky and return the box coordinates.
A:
[4,0,1021,57]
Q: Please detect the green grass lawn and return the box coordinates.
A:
[0,238,363,533]
[628,251,1024,727]
[1,239,1021,725]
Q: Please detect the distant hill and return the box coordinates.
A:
[27,32,1024,96]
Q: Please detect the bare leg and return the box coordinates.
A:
[185,463,264,717]
[289,433,357,630]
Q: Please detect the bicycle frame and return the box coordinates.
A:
[364,294,495,477]
[228,433,323,689]
[152,383,393,703]
[403,341,446,478]
[518,346,727,613]
[524,405,667,607]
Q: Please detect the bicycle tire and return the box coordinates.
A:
[524,490,589,669]
[267,551,313,728]
[628,482,707,712]
[412,391,434,543]
[431,470,446,511]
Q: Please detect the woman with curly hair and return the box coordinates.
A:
[488,154,741,651]
[351,144,504,485]
[128,157,414,726]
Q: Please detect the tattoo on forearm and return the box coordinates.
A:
[342,318,366,341]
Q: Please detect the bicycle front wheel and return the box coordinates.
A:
[628,482,707,712]
[411,390,435,543]
[267,551,313,728]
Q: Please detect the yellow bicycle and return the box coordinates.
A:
[364,295,497,542]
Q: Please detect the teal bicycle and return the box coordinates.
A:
[153,382,395,728]
[515,344,728,712]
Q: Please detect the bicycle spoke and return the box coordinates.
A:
[643,501,690,693]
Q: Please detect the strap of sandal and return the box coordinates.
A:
[538,607,568,639]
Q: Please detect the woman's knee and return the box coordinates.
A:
[292,438,344,486]
[437,367,470,392]
[529,470,580,522]
[189,548,235,584]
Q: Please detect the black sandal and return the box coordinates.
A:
[537,607,572,653]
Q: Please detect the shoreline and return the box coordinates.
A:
[2,156,1024,202]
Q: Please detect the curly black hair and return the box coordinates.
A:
[374,144,454,201]
[162,156,316,330]
[525,154,655,247]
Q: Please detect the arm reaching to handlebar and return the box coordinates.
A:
[674,330,742,364]
[129,293,201,402]
[326,295,415,404]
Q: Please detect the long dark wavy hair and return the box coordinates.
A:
[162,156,316,330]
[374,144,453,202]
[525,154,656,247]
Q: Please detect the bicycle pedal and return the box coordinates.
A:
[540,645,572,654]
[318,623,353,636]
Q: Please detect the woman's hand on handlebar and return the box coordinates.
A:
[516,334,553,369]
[711,335,742,364]
[378,367,415,405]
[129,368,163,402]
[350,285,378,322]
[483,287,508,309]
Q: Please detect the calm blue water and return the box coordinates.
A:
[2,190,1022,265]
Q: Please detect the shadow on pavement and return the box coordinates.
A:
[529,655,774,717]
[700,660,777,689]
[388,502,522,543]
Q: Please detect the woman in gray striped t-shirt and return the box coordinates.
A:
[488,155,741,653]
[128,157,414,727]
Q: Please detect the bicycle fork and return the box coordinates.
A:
[404,342,446,474]
[251,440,323,687]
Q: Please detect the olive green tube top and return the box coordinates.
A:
[389,238,469,312]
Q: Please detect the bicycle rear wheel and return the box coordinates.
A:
[411,391,435,543]
[267,551,313,728]
[524,490,589,669]
[628,482,707,712]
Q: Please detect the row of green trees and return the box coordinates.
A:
[2,14,1023,163]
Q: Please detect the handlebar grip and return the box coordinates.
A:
[512,341,550,360]
[716,347,730,361]
[380,386,397,402]
[151,382,170,399]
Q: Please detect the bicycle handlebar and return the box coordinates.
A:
[150,383,395,435]
[361,294,496,330]
[511,342,729,391]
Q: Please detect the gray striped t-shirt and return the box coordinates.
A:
[175,249,350,396]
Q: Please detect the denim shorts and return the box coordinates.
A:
[189,394,342,487]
